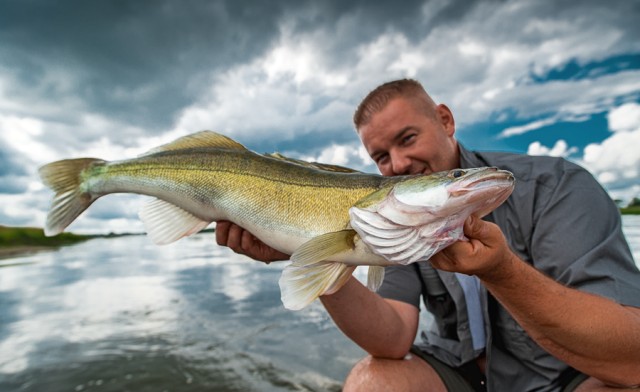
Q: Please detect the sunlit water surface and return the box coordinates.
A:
[1,216,639,391]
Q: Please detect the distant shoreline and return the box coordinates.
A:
[0,226,124,261]
[0,245,58,260]
[0,210,636,261]
[620,207,640,215]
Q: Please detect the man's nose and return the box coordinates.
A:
[390,152,412,175]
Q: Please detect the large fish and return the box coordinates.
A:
[39,131,515,310]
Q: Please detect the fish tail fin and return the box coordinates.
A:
[279,229,357,310]
[38,158,105,236]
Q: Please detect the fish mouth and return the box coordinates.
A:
[446,167,515,218]
[449,167,514,197]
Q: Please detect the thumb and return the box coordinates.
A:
[464,215,504,248]
[463,215,483,238]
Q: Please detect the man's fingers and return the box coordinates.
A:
[226,223,244,251]
[214,220,289,263]
[241,229,256,251]
[215,221,231,246]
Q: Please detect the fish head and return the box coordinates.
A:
[422,166,515,219]
[349,167,514,265]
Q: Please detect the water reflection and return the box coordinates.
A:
[0,217,638,391]
[0,235,354,391]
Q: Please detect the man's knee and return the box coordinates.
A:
[343,354,446,392]
[343,356,396,392]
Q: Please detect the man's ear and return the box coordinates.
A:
[436,104,455,136]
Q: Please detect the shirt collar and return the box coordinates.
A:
[458,143,484,169]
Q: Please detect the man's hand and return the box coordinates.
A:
[430,215,517,281]
[215,221,289,263]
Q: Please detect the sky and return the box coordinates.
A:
[0,0,639,234]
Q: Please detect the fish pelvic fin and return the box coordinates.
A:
[142,130,247,156]
[367,266,385,292]
[139,198,210,245]
[38,158,105,236]
[280,230,357,310]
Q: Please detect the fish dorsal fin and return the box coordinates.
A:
[143,131,247,155]
[139,198,210,245]
[264,152,362,173]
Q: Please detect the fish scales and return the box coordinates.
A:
[82,148,393,236]
[40,131,515,310]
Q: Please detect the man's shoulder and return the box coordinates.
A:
[465,148,586,184]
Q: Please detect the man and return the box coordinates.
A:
[216,79,640,391]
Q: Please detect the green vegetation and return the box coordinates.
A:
[619,197,640,215]
[0,225,95,248]
[620,206,640,215]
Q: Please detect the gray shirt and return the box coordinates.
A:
[377,144,640,391]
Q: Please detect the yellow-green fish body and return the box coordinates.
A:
[40,131,515,310]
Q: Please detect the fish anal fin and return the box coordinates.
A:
[139,198,210,245]
[142,131,247,156]
[279,261,355,310]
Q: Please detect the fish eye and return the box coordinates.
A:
[449,169,465,178]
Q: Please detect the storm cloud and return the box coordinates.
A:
[0,0,638,232]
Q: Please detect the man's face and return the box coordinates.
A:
[358,97,459,177]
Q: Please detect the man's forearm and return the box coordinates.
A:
[480,255,640,386]
[320,276,419,359]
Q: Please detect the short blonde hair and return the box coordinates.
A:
[353,79,437,130]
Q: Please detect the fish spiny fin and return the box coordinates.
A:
[38,158,105,236]
[139,198,210,245]
[264,152,362,173]
[290,230,356,266]
[279,261,356,310]
[367,266,385,292]
[143,131,247,155]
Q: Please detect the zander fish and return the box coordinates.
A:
[39,131,515,310]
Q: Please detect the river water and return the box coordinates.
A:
[1,216,639,392]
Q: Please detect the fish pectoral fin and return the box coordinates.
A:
[139,198,210,245]
[279,230,358,310]
[279,261,356,310]
[367,266,385,292]
[141,131,247,156]
[290,230,356,265]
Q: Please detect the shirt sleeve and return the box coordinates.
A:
[377,264,423,309]
[529,163,640,307]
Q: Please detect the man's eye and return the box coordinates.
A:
[377,155,389,165]
[401,134,415,145]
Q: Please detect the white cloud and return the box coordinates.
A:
[4,0,640,230]
[500,118,558,138]
[527,140,578,158]
[0,115,55,164]
[579,104,640,195]
[608,102,640,133]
